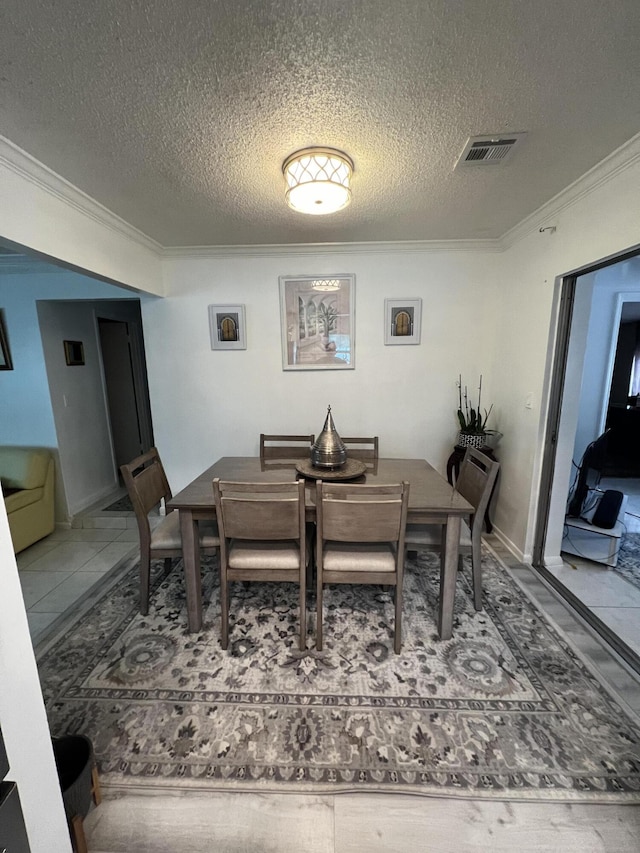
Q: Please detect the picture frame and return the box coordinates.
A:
[279,275,355,371]
[384,298,422,345]
[0,312,12,370]
[209,304,247,350]
[63,340,85,366]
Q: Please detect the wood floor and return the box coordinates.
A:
[85,791,640,853]
[20,499,640,852]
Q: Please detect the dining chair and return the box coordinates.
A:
[259,434,315,460]
[341,436,379,461]
[404,447,500,611]
[213,478,309,650]
[315,479,410,653]
[120,447,219,615]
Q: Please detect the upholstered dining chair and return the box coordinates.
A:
[259,434,315,460]
[315,480,410,654]
[213,478,309,650]
[404,447,500,611]
[340,436,379,461]
[120,448,219,615]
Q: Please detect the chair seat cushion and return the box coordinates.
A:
[151,512,219,550]
[405,521,471,548]
[323,541,396,572]
[228,539,303,570]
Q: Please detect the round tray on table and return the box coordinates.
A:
[295,458,367,481]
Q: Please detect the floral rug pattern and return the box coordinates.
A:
[37,550,640,800]
[614,532,640,593]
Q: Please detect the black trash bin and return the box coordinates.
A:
[52,734,100,853]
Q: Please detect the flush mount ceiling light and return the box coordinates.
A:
[312,279,341,292]
[283,147,353,215]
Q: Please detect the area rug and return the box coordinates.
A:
[102,494,134,513]
[614,532,640,593]
[36,549,640,802]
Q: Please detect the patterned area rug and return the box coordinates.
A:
[615,532,640,592]
[36,549,640,802]
[102,494,134,513]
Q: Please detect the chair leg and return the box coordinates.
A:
[394,583,403,654]
[220,572,229,650]
[164,556,173,574]
[471,535,483,611]
[316,575,323,651]
[139,553,151,615]
[299,575,306,652]
[91,765,102,806]
[70,814,88,853]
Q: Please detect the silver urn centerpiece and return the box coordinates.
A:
[311,405,347,469]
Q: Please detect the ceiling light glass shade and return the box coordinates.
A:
[312,279,341,292]
[283,147,353,215]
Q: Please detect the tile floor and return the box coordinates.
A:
[19,500,140,644]
[551,477,640,656]
[16,499,640,852]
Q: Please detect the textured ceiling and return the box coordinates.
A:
[0,0,639,247]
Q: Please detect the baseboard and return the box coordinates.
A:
[542,554,565,569]
[489,525,529,564]
[69,483,119,520]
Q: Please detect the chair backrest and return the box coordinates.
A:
[341,436,379,461]
[120,447,172,518]
[213,479,306,541]
[259,434,315,460]
[456,448,500,525]
[316,480,409,544]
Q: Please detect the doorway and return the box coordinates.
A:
[532,249,640,670]
[98,312,153,478]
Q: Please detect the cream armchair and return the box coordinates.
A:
[0,447,55,553]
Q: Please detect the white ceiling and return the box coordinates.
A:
[1,0,639,248]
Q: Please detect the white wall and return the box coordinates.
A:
[144,248,500,493]
[0,273,146,518]
[0,136,164,295]
[492,143,640,562]
[0,498,71,852]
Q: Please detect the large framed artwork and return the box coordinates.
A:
[384,298,422,345]
[209,304,247,350]
[279,275,355,371]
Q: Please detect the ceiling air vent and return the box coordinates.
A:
[455,133,526,169]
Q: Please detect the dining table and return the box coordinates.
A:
[167,456,473,640]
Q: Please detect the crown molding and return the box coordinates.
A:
[161,238,502,260]
[0,136,162,255]
[501,132,640,250]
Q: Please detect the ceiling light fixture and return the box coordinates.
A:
[312,279,341,292]
[283,147,353,215]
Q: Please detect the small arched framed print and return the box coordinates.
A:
[384,298,422,345]
[209,304,246,350]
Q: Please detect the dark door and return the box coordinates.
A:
[98,318,145,472]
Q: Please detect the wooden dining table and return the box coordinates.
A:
[167,457,473,640]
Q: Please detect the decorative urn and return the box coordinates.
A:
[311,405,347,469]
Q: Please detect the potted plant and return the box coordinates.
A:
[456,374,495,449]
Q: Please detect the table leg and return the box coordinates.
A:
[179,509,203,633]
[438,514,461,640]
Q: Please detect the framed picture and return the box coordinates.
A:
[209,304,246,350]
[63,340,85,366]
[384,298,422,345]
[0,312,12,370]
[279,275,355,371]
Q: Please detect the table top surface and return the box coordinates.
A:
[167,456,472,516]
